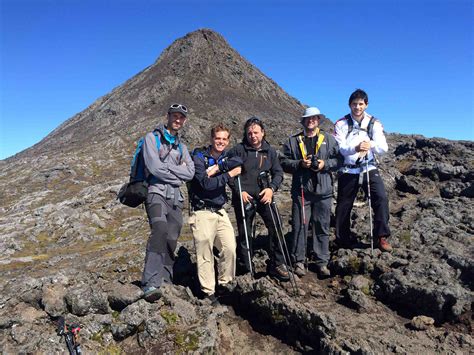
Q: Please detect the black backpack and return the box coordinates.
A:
[345,114,376,139]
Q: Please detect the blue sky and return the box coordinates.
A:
[1,0,473,159]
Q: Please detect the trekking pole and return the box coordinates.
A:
[273,202,299,296]
[365,158,374,256]
[300,178,308,271]
[269,201,299,296]
[236,176,254,278]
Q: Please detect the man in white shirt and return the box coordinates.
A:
[334,89,392,252]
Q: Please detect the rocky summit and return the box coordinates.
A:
[0,29,472,353]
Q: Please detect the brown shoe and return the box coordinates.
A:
[379,237,393,252]
[270,264,290,282]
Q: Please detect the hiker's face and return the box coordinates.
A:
[246,124,264,148]
[211,130,230,154]
[303,115,320,130]
[167,112,186,132]
[350,99,368,119]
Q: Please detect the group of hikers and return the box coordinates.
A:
[137,89,392,303]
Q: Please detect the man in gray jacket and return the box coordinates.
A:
[281,107,341,277]
[141,103,195,301]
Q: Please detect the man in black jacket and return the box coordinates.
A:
[281,107,341,277]
[228,117,288,281]
[188,124,242,304]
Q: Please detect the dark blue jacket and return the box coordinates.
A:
[189,146,243,209]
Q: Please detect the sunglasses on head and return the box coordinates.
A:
[245,117,264,126]
[169,103,188,112]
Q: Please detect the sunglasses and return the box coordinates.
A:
[169,103,188,112]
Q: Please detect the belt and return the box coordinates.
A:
[344,159,376,169]
[193,205,223,214]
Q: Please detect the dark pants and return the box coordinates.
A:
[142,193,183,288]
[233,198,285,273]
[335,169,390,246]
[290,193,331,266]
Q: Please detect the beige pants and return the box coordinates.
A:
[189,209,236,295]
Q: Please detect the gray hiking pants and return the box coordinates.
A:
[290,193,331,266]
[142,193,183,288]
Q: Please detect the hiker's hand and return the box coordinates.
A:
[356,140,371,152]
[313,159,325,171]
[259,188,273,204]
[242,191,253,204]
[300,156,312,169]
[207,165,219,177]
[228,166,241,177]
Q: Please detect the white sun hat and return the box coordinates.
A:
[302,107,324,118]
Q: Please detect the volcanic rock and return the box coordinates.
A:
[0,29,472,353]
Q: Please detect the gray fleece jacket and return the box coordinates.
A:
[143,123,195,206]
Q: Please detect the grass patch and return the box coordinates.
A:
[161,310,179,325]
[348,256,361,273]
[399,231,411,246]
[174,330,200,353]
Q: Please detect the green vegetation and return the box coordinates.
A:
[271,309,285,323]
[91,325,112,344]
[348,256,361,273]
[174,331,200,353]
[98,344,122,355]
[360,284,371,296]
[161,310,179,325]
[399,231,411,246]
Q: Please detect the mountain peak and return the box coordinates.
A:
[21,29,306,159]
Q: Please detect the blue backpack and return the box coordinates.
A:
[118,131,182,207]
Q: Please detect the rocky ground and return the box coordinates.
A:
[1,134,473,353]
[0,29,472,353]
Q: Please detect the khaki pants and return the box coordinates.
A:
[189,209,236,295]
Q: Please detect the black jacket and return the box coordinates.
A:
[189,146,242,209]
[281,130,342,198]
[228,140,284,198]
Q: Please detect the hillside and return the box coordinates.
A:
[0,29,472,353]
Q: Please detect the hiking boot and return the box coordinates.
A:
[204,294,220,306]
[236,262,254,276]
[316,265,331,277]
[293,262,306,277]
[335,238,357,249]
[269,264,290,282]
[378,237,393,252]
[142,286,162,303]
[216,281,237,296]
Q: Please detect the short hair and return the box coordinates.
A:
[349,89,369,105]
[243,116,265,143]
[211,123,230,138]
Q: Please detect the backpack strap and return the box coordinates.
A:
[153,131,161,151]
[366,116,376,140]
[344,114,353,138]
[296,129,325,159]
[314,129,325,158]
[345,114,376,140]
[297,135,307,159]
[192,147,210,168]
